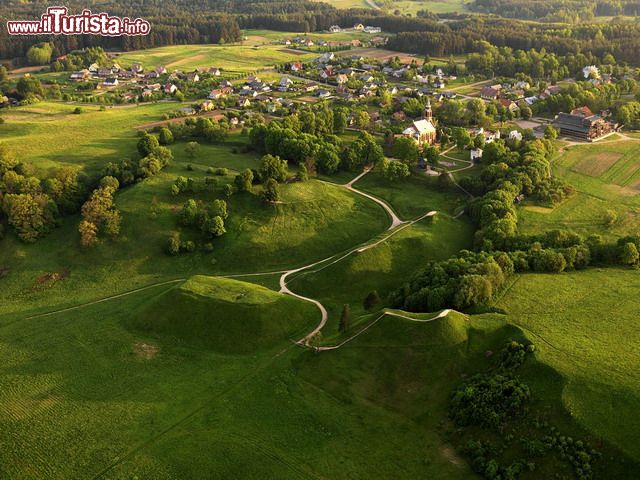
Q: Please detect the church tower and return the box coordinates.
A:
[424,99,433,122]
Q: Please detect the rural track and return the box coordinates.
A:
[281,169,439,347]
[22,170,444,351]
[314,309,453,351]
[438,146,476,198]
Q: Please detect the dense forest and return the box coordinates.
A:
[470,0,640,22]
[386,18,640,65]
[3,0,640,67]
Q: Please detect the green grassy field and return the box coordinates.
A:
[115,44,315,74]
[0,277,505,479]
[496,269,640,464]
[0,102,186,175]
[519,140,640,239]
[381,0,469,14]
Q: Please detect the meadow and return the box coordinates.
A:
[0,272,504,479]
[496,269,640,464]
[0,102,186,175]
[519,140,640,239]
[115,44,316,75]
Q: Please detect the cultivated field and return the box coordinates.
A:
[115,44,316,74]
[519,140,640,239]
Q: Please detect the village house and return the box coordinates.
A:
[279,77,294,91]
[70,70,91,81]
[582,65,600,80]
[336,74,349,85]
[200,100,214,111]
[508,130,523,141]
[208,86,232,99]
[480,86,500,100]
[186,72,200,83]
[180,106,196,115]
[354,23,364,31]
[470,148,483,162]
[103,77,119,87]
[499,99,520,114]
[552,106,616,141]
[155,66,167,75]
[329,25,342,33]
[290,62,304,72]
[364,26,381,34]
[131,63,144,74]
[164,83,177,94]
[317,52,335,64]
[208,67,221,76]
[238,98,251,108]
[304,82,319,92]
[400,101,437,146]
[392,111,407,122]
[97,67,112,78]
[317,89,331,98]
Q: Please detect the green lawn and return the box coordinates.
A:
[115,44,316,74]
[496,269,640,463]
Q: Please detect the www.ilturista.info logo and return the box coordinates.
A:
[7,6,151,36]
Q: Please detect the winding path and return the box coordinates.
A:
[315,309,452,351]
[21,169,444,350]
[279,169,437,346]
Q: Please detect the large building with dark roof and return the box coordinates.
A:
[552,108,616,141]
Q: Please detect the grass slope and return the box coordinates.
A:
[496,269,640,462]
[129,275,317,353]
[0,102,185,175]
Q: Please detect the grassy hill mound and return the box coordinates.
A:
[128,275,316,353]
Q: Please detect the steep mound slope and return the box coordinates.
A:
[129,275,316,353]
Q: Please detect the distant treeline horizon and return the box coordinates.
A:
[2,0,640,67]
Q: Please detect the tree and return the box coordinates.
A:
[79,220,99,247]
[79,186,121,245]
[0,142,18,174]
[0,65,7,83]
[2,193,58,242]
[297,164,309,182]
[452,127,471,151]
[234,169,254,192]
[137,133,159,156]
[520,105,532,120]
[383,159,410,182]
[333,107,348,134]
[26,43,53,65]
[261,178,280,203]
[544,125,559,140]
[317,143,341,174]
[604,209,618,227]
[424,145,440,166]
[393,137,419,164]
[166,231,182,255]
[259,154,288,182]
[16,76,44,97]
[621,242,639,266]
[159,127,174,145]
[364,290,381,310]
[353,110,370,129]
[185,141,200,159]
[339,304,350,333]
